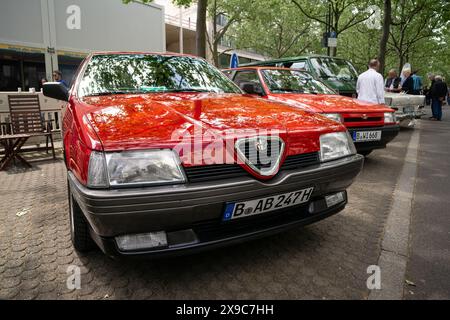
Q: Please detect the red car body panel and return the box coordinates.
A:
[63,55,347,186]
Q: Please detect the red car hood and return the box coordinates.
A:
[267,93,392,113]
[79,93,344,159]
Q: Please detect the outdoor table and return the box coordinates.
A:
[0,133,32,170]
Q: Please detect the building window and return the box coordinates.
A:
[0,49,46,91]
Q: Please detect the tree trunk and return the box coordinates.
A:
[196,0,208,58]
[399,55,405,74]
[378,0,391,75]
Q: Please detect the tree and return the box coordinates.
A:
[290,0,374,56]
[123,0,207,58]
[388,0,450,73]
[231,0,317,59]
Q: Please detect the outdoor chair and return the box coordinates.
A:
[7,94,56,159]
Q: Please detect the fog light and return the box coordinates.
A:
[116,231,168,252]
[325,192,345,208]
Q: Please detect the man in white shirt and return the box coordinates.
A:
[356,59,385,104]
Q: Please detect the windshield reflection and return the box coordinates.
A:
[78,54,242,97]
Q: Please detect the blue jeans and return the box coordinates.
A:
[431,98,442,120]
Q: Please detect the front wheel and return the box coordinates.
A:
[359,150,372,157]
[68,180,96,252]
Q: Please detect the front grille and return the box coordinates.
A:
[236,137,283,173]
[345,117,383,123]
[183,152,320,183]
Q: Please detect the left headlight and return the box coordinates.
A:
[322,113,343,123]
[106,150,186,187]
[384,112,397,124]
[320,132,356,162]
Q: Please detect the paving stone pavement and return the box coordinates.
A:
[0,130,413,300]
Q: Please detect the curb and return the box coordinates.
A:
[368,122,421,300]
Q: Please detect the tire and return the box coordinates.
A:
[359,150,372,157]
[68,180,96,252]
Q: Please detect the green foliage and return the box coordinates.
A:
[230,0,323,58]
[122,0,450,80]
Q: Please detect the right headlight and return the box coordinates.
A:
[320,132,356,162]
[87,149,186,188]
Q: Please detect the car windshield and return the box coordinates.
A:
[310,57,358,80]
[261,69,336,95]
[78,54,242,97]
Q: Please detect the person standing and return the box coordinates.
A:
[385,69,402,92]
[430,75,448,121]
[356,59,385,104]
[411,71,423,95]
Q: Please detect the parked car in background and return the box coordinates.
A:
[43,52,363,258]
[225,67,399,157]
[241,55,359,97]
[384,92,426,127]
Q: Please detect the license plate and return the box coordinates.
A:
[223,187,314,221]
[352,130,382,142]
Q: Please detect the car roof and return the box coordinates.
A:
[88,51,201,59]
[241,55,348,67]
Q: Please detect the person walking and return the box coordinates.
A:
[356,59,385,104]
[430,75,448,121]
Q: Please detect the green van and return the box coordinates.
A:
[241,55,359,97]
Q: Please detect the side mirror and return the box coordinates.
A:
[43,82,69,101]
[240,82,263,96]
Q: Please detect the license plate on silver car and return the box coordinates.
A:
[353,131,382,142]
[223,187,314,221]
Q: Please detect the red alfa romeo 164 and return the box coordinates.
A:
[225,67,399,157]
[43,53,363,258]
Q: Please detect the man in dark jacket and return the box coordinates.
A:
[430,75,448,121]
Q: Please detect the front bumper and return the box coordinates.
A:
[348,125,400,152]
[69,154,364,258]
